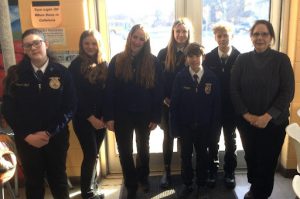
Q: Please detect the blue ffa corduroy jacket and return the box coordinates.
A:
[2,58,77,139]
[169,66,221,137]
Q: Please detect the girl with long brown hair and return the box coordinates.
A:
[68,29,107,199]
[157,17,193,188]
[104,24,163,199]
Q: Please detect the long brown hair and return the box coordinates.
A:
[165,18,193,72]
[79,30,107,84]
[115,24,155,88]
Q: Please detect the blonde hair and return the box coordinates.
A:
[212,22,234,35]
[165,18,193,72]
[79,29,107,84]
[115,24,155,89]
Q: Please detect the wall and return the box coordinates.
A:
[280,0,300,172]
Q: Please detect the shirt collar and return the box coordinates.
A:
[32,58,49,73]
[177,47,185,53]
[218,46,232,58]
[189,65,204,81]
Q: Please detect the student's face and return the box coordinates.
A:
[173,24,189,46]
[22,34,48,63]
[214,30,231,50]
[82,35,98,57]
[187,54,202,72]
[251,24,272,53]
[130,28,146,56]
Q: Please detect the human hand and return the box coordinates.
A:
[106,120,115,132]
[148,122,157,131]
[24,131,50,148]
[252,113,272,128]
[243,112,258,125]
[163,98,171,107]
[88,115,106,130]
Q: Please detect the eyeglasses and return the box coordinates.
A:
[22,40,44,50]
[252,32,270,38]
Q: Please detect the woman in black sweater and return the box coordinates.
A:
[231,20,294,199]
[69,30,107,199]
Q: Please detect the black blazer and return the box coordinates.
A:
[202,46,240,115]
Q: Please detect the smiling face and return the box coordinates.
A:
[251,24,272,53]
[82,35,98,57]
[173,23,189,47]
[22,34,49,67]
[187,54,203,72]
[130,28,146,56]
[215,30,231,51]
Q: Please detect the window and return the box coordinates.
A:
[202,0,270,53]
[106,0,175,57]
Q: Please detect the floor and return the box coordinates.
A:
[3,171,296,199]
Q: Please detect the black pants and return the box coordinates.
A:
[180,124,209,186]
[160,104,174,169]
[208,115,237,174]
[114,111,151,192]
[15,131,70,199]
[237,117,287,198]
[73,117,106,199]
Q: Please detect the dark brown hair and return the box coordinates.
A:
[184,42,205,57]
[250,20,275,43]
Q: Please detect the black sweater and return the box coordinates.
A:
[69,56,107,120]
[104,53,163,123]
[231,48,295,124]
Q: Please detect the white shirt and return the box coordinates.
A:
[189,65,204,84]
[218,46,232,58]
[32,58,49,73]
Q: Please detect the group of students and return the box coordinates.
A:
[0,17,294,199]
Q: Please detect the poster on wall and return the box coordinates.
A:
[31,1,62,28]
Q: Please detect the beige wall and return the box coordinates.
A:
[281,0,300,170]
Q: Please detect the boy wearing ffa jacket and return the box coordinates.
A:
[170,42,221,198]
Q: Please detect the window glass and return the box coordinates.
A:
[106,0,175,57]
[202,0,270,53]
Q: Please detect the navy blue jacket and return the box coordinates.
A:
[157,47,186,99]
[2,58,77,139]
[202,46,240,116]
[104,53,163,123]
[170,66,221,137]
[69,56,107,120]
